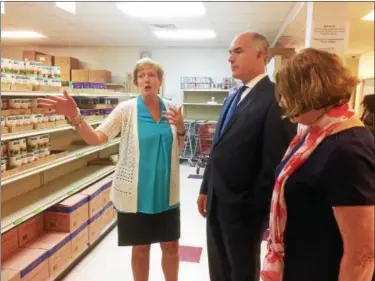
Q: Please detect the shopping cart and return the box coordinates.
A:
[179,120,199,167]
[195,121,217,174]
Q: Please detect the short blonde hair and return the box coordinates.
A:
[133,58,164,86]
[276,48,359,118]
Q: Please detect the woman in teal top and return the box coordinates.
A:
[38,59,185,281]
[39,58,185,281]
[115,59,185,281]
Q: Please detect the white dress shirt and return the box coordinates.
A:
[238,73,268,104]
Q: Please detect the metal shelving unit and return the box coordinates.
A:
[2,138,120,185]
[1,120,103,141]
[1,165,115,233]
[182,89,229,120]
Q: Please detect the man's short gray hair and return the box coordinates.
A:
[250,33,270,65]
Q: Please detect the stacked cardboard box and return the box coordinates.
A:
[1,173,116,280]
[89,70,111,83]
[72,70,89,83]
[22,232,72,279]
[54,57,80,82]
[80,182,104,245]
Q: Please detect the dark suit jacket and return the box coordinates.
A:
[200,76,296,223]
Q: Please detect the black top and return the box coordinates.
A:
[280,127,375,281]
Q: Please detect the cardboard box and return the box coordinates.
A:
[88,210,103,245]
[44,193,89,233]
[72,69,89,82]
[101,181,112,207]
[54,57,79,69]
[112,205,117,220]
[18,214,44,247]
[2,228,19,262]
[54,57,80,82]
[101,202,114,228]
[70,222,89,260]
[80,183,104,218]
[2,248,49,281]
[89,70,111,83]
[35,54,54,66]
[1,268,21,281]
[23,232,72,278]
[60,66,71,82]
[22,51,46,62]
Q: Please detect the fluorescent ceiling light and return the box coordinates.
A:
[153,29,216,40]
[56,2,76,14]
[1,31,46,39]
[362,10,374,21]
[1,2,4,15]
[116,2,205,18]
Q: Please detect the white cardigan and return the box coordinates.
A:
[96,98,180,213]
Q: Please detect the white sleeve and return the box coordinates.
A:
[96,103,124,140]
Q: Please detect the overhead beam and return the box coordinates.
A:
[271,2,306,47]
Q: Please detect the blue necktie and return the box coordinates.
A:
[220,85,247,136]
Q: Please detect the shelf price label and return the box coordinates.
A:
[33,208,42,215]
[75,152,86,158]
[13,217,25,226]
[67,188,78,196]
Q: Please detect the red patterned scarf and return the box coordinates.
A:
[261,103,354,281]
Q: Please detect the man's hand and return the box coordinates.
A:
[197,194,208,218]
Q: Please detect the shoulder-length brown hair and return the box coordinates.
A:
[275,48,359,118]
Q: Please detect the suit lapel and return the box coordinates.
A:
[213,93,236,144]
[214,76,271,146]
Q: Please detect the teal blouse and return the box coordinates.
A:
[135,96,179,214]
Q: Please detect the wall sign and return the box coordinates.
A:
[307,21,350,54]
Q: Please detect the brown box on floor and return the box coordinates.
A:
[101,180,112,207]
[2,248,49,281]
[72,69,89,82]
[88,210,103,245]
[80,182,104,219]
[101,202,114,228]
[54,57,80,82]
[44,193,89,233]
[2,227,19,262]
[89,70,111,83]
[23,232,72,279]
[1,268,21,281]
[35,54,54,66]
[17,214,44,247]
[70,222,89,260]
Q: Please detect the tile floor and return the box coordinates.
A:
[62,163,268,281]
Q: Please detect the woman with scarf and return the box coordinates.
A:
[261,49,375,281]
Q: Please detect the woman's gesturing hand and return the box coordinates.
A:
[37,90,78,119]
[163,106,185,133]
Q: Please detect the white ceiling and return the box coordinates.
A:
[1,2,295,48]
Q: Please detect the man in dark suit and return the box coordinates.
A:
[197,32,296,281]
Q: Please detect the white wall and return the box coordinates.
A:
[1,46,231,104]
[358,51,374,80]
